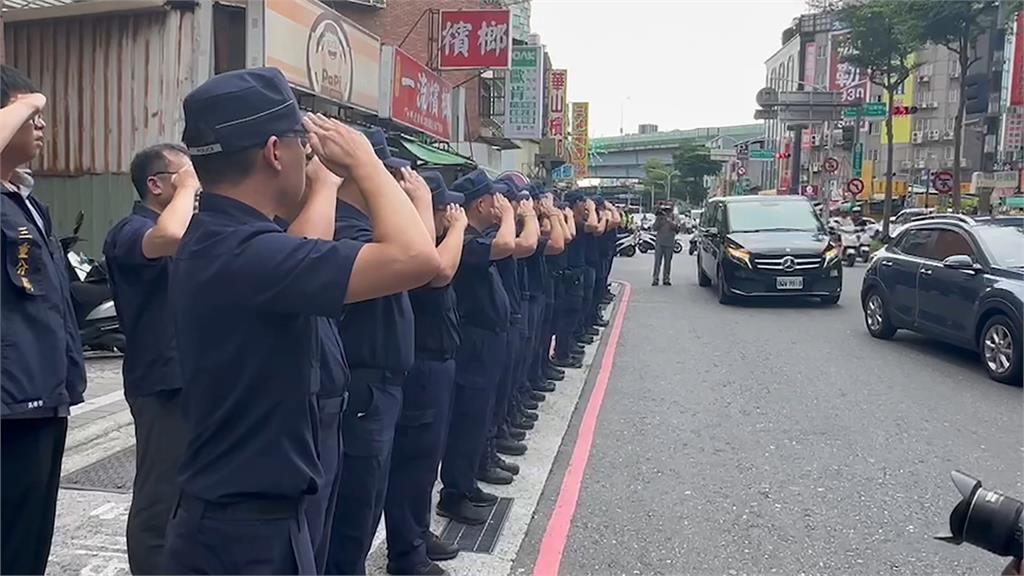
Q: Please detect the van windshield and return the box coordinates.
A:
[727,201,824,234]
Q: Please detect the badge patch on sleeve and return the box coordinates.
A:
[15,227,35,293]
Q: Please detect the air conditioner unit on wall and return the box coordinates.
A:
[811,162,822,172]
[942,130,954,140]
[915,159,927,168]
[911,131,924,144]
[943,159,955,168]
[900,160,913,169]
[928,130,941,141]
[810,134,821,147]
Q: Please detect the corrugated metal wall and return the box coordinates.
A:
[34,174,135,257]
[4,8,195,175]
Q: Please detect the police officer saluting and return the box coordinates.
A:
[164,68,439,574]
[103,142,199,574]
[551,193,590,369]
[1,65,86,576]
[438,169,516,525]
[523,187,566,400]
[325,127,430,575]
[384,172,467,576]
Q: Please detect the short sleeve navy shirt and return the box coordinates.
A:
[566,231,587,268]
[451,226,509,332]
[172,193,362,502]
[334,201,414,372]
[409,283,461,360]
[103,203,181,399]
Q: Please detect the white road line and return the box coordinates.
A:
[71,391,125,416]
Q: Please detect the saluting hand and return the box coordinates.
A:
[442,204,467,230]
[493,194,514,221]
[302,114,376,178]
[305,155,342,194]
[12,92,46,114]
[398,167,430,201]
[170,163,200,196]
[517,197,536,217]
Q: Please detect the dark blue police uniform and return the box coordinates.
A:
[103,201,188,575]
[580,217,602,331]
[384,175,464,573]
[1,172,86,576]
[523,193,551,392]
[326,200,415,576]
[163,67,363,575]
[439,171,509,516]
[553,194,588,362]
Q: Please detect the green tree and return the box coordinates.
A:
[642,158,675,208]
[916,1,1007,211]
[840,0,925,237]
[672,143,719,206]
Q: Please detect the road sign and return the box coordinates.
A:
[843,101,887,119]
[736,165,747,176]
[846,178,865,196]
[552,164,575,181]
[852,143,863,178]
[823,157,840,173]
[749,149,776,161]
[932,170,954,193]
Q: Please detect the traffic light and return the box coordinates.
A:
[892,105,919,116]
[963,73,990,117]
[841,123,855,151]
[775,151,791,160]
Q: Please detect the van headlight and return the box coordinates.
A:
[726,245,752,268]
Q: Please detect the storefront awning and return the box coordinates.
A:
[399,140,475,167]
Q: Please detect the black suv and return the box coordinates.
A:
[861,215,1023,384]
[695,196,842,305]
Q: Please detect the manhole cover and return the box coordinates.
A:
[438,497,513,554]
[62,446,135,493]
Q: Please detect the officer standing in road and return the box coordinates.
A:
[164,68,439,574]
[103,143,199,574]
[0,64,87,576]
[325,128,430,576]
[384,172,467,576]
[438,169,516,525]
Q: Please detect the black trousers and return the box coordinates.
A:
[127,390,188,576]
[576,266,597,335]
[1,416,67,576]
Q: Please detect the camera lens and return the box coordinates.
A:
[937,470,1024,559]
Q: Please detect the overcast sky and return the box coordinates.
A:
[530,0,808,137]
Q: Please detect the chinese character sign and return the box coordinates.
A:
[547,69,568,158]
[505,46,544,140]
[439,9,511,70]
[829,31,868,104]
[571,102,589,179]
[388,47,452,141]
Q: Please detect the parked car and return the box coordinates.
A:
[694,196,842,305]
[860,214,1023,384]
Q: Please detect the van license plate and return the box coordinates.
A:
[776,277,803,290]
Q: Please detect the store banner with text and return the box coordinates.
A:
[261,0,381,112]
[547,69,568,158]
[438,9,511,70]
[380,46,452,141]
[505,46,544,139]
[828,31,868,104]
[571,102,590,179]
[802,42,817,151]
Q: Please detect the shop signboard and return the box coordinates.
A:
[547,69,568,158]
[829,31,868,104]
[505,45,544,140]
[380,46,452,141]
[254,0,382,113]
[438,9,512,70]
[571,102,590,179]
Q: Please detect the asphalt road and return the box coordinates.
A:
[517,248,1023,575]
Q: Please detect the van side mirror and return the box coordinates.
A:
[942,254,980,271]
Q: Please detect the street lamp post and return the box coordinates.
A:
[650,168,680,204]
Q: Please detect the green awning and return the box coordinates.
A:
[399,140,474,167]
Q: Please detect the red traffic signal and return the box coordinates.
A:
[775,151,792,160]
[892,105,919,116]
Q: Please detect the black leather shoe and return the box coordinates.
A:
[543,367,565,381]
[532,380,556,393]
[519,409,539,422]
[521,398,539,410]
[493,455,520,475]
[577,335,595,345]
[593,317,610,328]
[466,486,499,507]
[507,427,527,441]
[387,561,448,575]
[495,438,528,456]
[476,466,514,485]
[663,280,672,286]
[509,416,534,431]
[551,356,582,369]
[585,327,600,337]
[528,390,546,402]
[437,498,489,525]
[426,532,459,561]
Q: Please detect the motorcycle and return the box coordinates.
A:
[61,212,124,353]
[636,230,657,254]
[615,230,638,257]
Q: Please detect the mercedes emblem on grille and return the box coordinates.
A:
[781,256,797,272]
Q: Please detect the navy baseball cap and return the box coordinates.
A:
[452,169,496,205]
[421,171,465,208]
[565,191,585,205]
[182,67,305,156]
[362,127,411,171]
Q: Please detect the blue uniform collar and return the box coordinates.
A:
[199,192,275,225]
[132,201,161,222]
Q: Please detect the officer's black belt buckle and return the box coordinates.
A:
[176,492,302,520]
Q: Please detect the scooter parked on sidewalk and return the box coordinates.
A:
[61,212,124,353]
